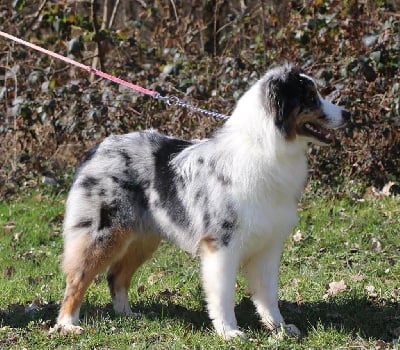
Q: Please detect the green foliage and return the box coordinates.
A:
[0,1,399,198]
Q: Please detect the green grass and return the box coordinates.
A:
[0,185,399,349]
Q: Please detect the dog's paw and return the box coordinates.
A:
[283,323,300,337]
[114,305,142,319]
[49,323,84,335]
[271,323,300,339]
[218,328,246,341]
[115,307,134,317]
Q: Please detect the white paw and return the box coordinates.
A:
[284,323,301,337]
[217,328,246,340]
[271,323,301,339]
[49,323,84,335]
[115,306,134,317]
[114,306,143,319]
[113,290,135,317]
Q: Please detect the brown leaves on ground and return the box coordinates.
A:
[323,280,348,299]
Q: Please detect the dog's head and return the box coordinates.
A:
[261,64,350,145]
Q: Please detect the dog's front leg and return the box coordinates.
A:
[200,244,244,340]
[243,246,300,337]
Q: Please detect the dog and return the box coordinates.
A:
[52,64,349,339]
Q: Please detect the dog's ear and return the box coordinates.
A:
[262,65,303,139]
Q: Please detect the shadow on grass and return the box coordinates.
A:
[277,297,400,342]
[0,297,398,342]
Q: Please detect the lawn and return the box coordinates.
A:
[0,184,399,349]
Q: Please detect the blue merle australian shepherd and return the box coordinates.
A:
[53,64,349,339]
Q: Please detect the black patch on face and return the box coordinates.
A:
[197,157,204,165]
[262,65,317,139]
[151,136,193,228]
[98,202,118,231]
[74,219,93,228]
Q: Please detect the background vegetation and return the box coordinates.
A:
[0,0,399,198]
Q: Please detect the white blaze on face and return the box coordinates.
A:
[319,95,347,129]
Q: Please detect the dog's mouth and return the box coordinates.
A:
[299,122,333,144]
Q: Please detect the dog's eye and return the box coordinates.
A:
[306,91,319,106]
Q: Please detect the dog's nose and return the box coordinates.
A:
[341,109,351,121]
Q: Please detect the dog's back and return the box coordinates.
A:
[64,130,195,244]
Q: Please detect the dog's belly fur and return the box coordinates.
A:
[65,130,303,257]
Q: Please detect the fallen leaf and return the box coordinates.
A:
[292,230,303,242]
[292,278,301,287]
[323,280,347,299]
[33,194,42,202]
[13,232,22,241]
[147,270,165,285]
[3,222,15,232]
[350,274,364,282]
[365,285,378,299]
[371,237,382,252]
[365,285,375,293]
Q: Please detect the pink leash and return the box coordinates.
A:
[0,30,229,120]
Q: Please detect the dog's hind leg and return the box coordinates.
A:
[106,234,161,317]
[52,228,133,334]
[199,240,244,340]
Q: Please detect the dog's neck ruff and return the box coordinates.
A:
[225,81,308,155]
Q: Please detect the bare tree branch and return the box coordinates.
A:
[90,0,108,81]
[25,0,48,34]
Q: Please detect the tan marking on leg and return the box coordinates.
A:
[200,236,218,254]
[57,228,133,325]
[107,234,161,314]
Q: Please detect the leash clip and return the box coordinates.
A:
[153,93,179,106]
[165,95,180,106]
